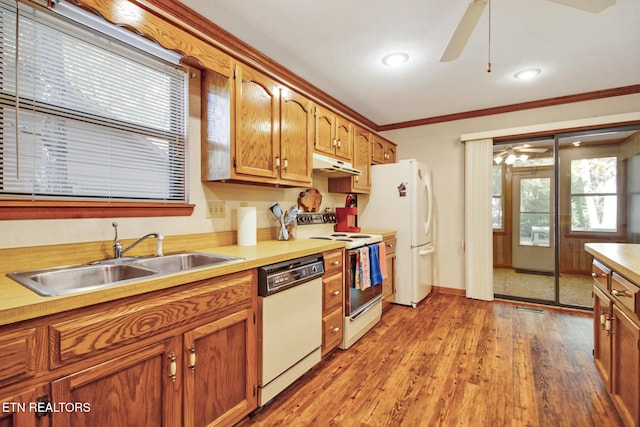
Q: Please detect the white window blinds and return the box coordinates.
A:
[0,0,188,201]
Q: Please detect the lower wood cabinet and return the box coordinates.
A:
[0,384,50,427]
[593,285,612,386]
[0,270,257,427]
[381,235,396,310]
[321,249,344,357]
[611,304,640,427]
[183,308,256,427]
[51,338,180,426]
[591,259,640,427]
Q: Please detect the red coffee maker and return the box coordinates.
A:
[335,194,360,232]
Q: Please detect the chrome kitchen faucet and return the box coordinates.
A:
[112,222,164,258]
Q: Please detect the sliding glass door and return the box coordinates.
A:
[493,125,640,308]
[492,139,555,303]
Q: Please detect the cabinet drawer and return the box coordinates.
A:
[592,260,611,291]
[323,272,343,313]
[611,273,640,317]
[50,271,254,367]
[322,308,343,355]
[0,328,40,387]
[324,249,344,275]
[384,237,397,255]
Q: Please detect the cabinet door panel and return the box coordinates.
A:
[0,385,49,427]
[593,285,612,388]
[314,106,335,156]
[235,65,279,179]
[51,338,180,427]
[352,128,371,192]
[183,308,257,427]
[280,91,313,185]
[612,305,640,427]
[335,118,352,161]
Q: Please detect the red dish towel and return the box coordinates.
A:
[378,242,388,280]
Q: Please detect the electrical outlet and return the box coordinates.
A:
[206,201,225,218]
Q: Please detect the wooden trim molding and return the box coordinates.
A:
[379,85,640,131]
[0,200,195,220]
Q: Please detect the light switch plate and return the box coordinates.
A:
[206,201,225,218]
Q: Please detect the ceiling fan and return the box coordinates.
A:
[440,0,616,63]
[493,144,547,164]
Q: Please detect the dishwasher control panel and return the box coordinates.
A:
[258,254,324,296]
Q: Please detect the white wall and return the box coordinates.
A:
[381,93,640,291]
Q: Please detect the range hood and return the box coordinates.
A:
[312,153,362,177]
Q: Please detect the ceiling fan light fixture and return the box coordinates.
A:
[382,52,410,66]
[514,68,541,80]
[505,153,518,165]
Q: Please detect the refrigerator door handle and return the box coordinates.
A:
[424,173,433,237]
[418,247,435,256]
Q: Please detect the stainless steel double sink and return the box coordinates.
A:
[7,252,244,297]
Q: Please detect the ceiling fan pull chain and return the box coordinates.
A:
[487,0,492,72]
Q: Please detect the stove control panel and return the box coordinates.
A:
[297,212,336,225]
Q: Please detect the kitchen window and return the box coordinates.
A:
[0,0,191,219]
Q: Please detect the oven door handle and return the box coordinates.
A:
[349,295,383,321]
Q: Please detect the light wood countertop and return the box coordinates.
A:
[0,239,344,326]
[584,243,640,284]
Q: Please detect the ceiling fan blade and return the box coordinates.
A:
[545,0,615,13]
[440,0,488,62]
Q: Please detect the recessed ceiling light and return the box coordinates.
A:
[514,68,541,80]
[382,52,409,66]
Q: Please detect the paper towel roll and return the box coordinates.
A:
[237,206,257,246]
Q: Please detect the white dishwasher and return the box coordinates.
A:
[257,254,324,406]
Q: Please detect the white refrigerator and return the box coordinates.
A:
[359,159,434,307]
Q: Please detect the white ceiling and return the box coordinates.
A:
[177,0,640,127]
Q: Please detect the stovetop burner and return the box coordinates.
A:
[308,232,382,249]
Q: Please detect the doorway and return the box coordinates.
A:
[492,126,640,308]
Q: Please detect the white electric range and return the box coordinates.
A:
[297,212,384,349]
[296,213,383,248]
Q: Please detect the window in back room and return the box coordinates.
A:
[0,0,188,202]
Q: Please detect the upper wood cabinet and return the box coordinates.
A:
[371,134,397,164]
[327,125,371,194]
[234,64,281,181]
[280,89,314,185]
[314,106,352,162]
[202,64,313,186]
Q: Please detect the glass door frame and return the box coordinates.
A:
[493,123,640,309]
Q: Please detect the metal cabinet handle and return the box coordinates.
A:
[612,289,628,298]
[275,156,280,169]
[283,158,288,170]
[331,326,340,334]
[331,260,340,266]
[168,352,177,382]
[332,138,337,147]
[331,290,340,296]
[187,344,196,373]
[337,139,342,149]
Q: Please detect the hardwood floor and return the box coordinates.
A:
[239,292,623,427]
